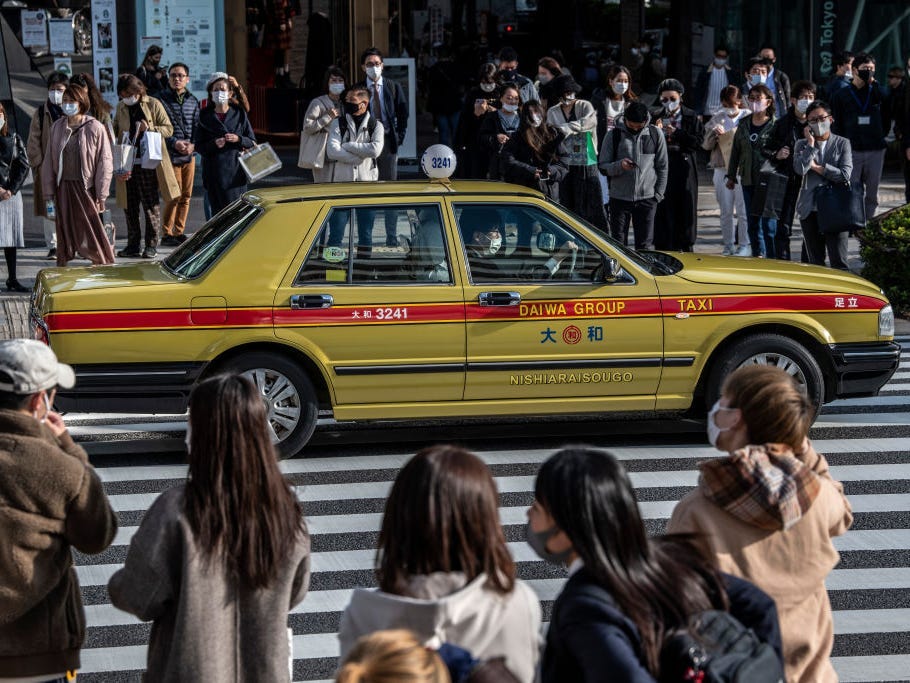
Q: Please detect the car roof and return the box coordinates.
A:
[243,180,545,206]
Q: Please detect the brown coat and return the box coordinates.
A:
[26,103,57,217]
[40,116,113,206]
[112,95,180,208]
[0,410,117,678]
[667,443,853,683]
[108,485,311,682]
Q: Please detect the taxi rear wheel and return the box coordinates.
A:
[222,353,318,458]
[707,333,824,416]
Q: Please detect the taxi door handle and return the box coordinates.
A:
[290,294,334,310]
[478,291,521,307]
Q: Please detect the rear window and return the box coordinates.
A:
[163,201,262,279]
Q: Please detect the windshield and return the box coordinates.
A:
[163,202,262,278]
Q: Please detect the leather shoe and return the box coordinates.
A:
[175,234,188,243]
[141,247,157,258]
[46,248,56,259]
[160,235,177,246]
[117,248,141,258]
[5,279,28,292]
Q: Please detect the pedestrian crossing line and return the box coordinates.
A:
[832,655,910,683]
[832,608,910,634]
[812,412,910,427]
[78,566,910,632]
[92,437,910,483]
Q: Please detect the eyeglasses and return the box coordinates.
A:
[807,115,830,123]
[169,73,188,79]
[364,61,382,67]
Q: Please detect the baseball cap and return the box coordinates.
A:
[0,339,75,394]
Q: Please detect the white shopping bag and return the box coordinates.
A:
[141,131,163,169]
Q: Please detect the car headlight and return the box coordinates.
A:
[879,304,894,337]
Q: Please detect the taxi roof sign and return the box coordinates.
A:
[421,144,457,179]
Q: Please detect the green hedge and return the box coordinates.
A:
[861,204,910,316]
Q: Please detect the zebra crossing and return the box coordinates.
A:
[69,337,909,683]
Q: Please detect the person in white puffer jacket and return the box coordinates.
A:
[326,86,384,182]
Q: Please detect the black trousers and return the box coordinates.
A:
[801,211,849,270]
[609,197,657,250]
[124,167,161,250]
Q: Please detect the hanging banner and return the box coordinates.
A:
[145,0,218,101]
[813,0,840,83]
[20,9,48,48]
[48,18,75,54]
[91,0,119,106]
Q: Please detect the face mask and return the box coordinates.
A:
[184,421,192,453]
[0,117,5,130]
[366,65,382,80]
[538,74,551,85]
[795,98,812,114]
[62,103,79,117]
[858,69,873,83]
[526,523,573,564]
[810,120,831,137]
[498,69,518,82]
[48,90,64,105]
[122,95,139,106]
[34,392,51,423]
[613,81,629,95]
[343,101,361,116]
[213,91,230,104]
[501,102,518,114]
[488,236,502,254]
[630,47,640,56]
[530,114,542,127]
[750,73,767,86]
[714,57,727,67]
[328,82,345,95]
[725,107,740,117]
[843,69,853,80]
[750,100,766,114]
[475,232,502,255]
[706,400,735,449]
[640,46,650,54]
[562,93,576,103]
[662,98,680,111]
[480,82,496,93]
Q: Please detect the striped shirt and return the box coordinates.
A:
[706,67,728,115]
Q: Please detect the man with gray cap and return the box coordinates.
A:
[598,100,668,249]
[0,339,116,682]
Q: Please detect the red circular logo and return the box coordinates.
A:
[562,325,582,344]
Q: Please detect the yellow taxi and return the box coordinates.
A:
[31,175,900,456]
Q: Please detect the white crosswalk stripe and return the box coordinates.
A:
[67,337,909,682]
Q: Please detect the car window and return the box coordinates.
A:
[296,204,452,284]
[163,201,261,279]
[454,203,604,283]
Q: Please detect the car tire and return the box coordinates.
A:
[706,333,824,416]
[222,352,318,459]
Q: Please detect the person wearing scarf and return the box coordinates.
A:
[668,365,852,683]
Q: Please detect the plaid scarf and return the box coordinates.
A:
[699,443,822,531]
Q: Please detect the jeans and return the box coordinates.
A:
[741,184,777,257]
[435,111,460,148]
[712,169,748,250]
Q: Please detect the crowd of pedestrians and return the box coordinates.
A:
[0,334,852,682]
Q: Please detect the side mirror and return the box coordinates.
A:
[536,231,557,253]
[601,255,622,282]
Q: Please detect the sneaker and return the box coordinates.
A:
[721,246,734,256]
[160,235,177,246]
[117,248,142,258]
[175,234,188,243]
[46,248,56,259]
[141,247,157,258]
[735,245,752,257]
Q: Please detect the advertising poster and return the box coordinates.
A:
[383,58,417,160]
[20,10,48,48]
[145,0,218,100]
[48,18,75,54]
[91,0,119,106]
[54,57,73,77]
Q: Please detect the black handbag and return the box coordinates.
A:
[750,160,789,219]
[815,180,866,234]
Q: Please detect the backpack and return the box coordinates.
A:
[659,610,785,683]
[610,124,661,161]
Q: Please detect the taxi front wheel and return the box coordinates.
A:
[222,352,318,458]
[706,333,824,418]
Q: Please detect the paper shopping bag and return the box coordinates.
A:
[141,131,163,169]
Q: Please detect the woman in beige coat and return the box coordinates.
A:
[298,66,345,182]
[668,365,853,683]
[112,74,179,258]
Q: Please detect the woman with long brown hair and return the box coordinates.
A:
[109,374,310,681]
[339,445,541,683]
[0,102,29,290]
[502,101,566,200]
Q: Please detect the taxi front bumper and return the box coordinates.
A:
[828,341,902,398]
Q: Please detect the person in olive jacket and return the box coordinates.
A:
[0,340,117,681]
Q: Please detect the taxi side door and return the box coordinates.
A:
[448,198,664,409]
[273,200,466,407]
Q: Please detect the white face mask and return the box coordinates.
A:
[749,73,767,86]
[366,65,382,81]
[750,100,766,114]
[612,81,629,95]
[706,400,736,449]
[0,117,5,131]
[530,114,543,127]
[725,107,740,117]
[48,90,64,105]
[714,57,727,67]
[843,69,853,80]
[122,95,139,106]
[663,98,680,112]
[501,102,518,114]
[184,421,192,453]
[328,82,345,95]
[476,232,502,255]
[810,120,831,137]
[213,91,230,104]
[480,82,496,93]
[62,103,79,117]
[487,236,502,254]
[795,98,812,114]
[562,93,576,103]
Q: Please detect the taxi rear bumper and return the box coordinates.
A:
[828,341,902,398]
[55,362,205,414]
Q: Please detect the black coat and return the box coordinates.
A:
[542,568,783,683]
[0,133,29,195]
[652,105,703,250]
[454,86,499,179]
[196,105,256,213]
[501,127,567,200]
[479,111,521,180]
[763,109,809,230]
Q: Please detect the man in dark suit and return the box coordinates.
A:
[357,47,408,182]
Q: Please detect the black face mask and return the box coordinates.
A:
[499,69,518,82]
[858,69,873,83]
[343,101,361,116]
[626,123,645,135]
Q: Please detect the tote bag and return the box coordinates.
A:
[239,143,283,182]
[113,133,136,174]
[750,160,789,219]
[566,131,598,166]
[815,180,866,234]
